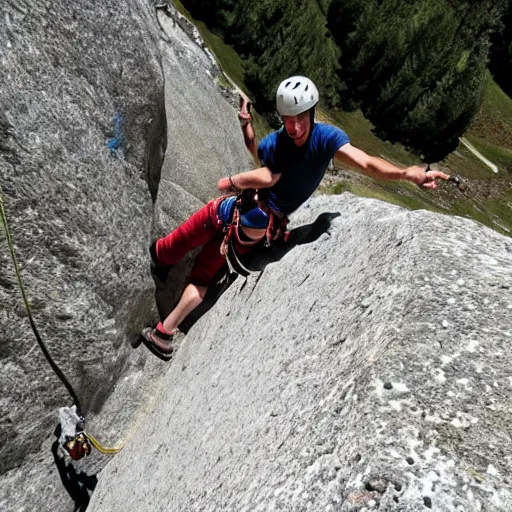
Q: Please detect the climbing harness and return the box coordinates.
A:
[219,190,290,276]
[220,190,289,256]
[220,195,258,277]
[0,193,125,460]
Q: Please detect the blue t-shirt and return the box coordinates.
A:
[257,123,350,214]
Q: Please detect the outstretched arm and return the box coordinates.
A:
[218,167,281,192]
[335,143,449,189]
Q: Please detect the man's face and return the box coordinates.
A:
[282,110,311,147]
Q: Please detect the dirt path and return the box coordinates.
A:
[459,136,498,173]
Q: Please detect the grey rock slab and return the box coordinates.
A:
[88,194,512,512]
[153,10,253,237]
[0,2,256,510]
[0,0,165,510]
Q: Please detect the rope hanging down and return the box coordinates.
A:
[0,193,123,458]
[0,195,83,412]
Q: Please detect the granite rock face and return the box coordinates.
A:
[3,1,512,511]
[0,2,254,510]
[88,194,512,512]
[152,8,253,236]
[0,0,164,509]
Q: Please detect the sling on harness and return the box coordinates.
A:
[220,195,258,277]
[220,189,290,275]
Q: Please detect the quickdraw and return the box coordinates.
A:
[425,164,465,191]
[262,206,290,248]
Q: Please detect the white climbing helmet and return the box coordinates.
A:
[276,76,319,116]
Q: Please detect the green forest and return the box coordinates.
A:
[179,0,511,162]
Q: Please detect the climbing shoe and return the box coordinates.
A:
[149,240,173,282]
[141,322,176,354]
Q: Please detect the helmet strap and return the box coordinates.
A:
[309,106,316,125]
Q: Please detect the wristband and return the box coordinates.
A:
[229,176,239,191]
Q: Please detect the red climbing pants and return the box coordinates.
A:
[155,198,252,286]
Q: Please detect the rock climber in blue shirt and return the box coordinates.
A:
[144,76,451,354]
[219,76,450,217]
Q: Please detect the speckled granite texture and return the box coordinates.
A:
[89,195,512,512]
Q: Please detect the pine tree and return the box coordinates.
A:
[328,0,507,158]
[180,0,221,29]
[489,0,512,96]
[181,0,341,118]
[243,0,342,120]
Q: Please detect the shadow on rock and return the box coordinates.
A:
[52,426,97,512]
[178,271,238,334]
[247,211,341,272]
[153,253,196,322]
[176,212,340,333]
[132,210,342,357]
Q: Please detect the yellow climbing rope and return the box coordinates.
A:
[85,431,125,455]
